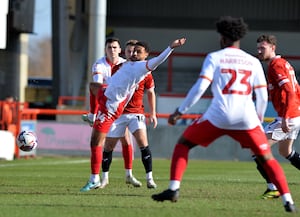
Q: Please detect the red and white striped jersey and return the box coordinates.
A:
[91,56,126,85]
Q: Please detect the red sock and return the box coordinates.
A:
[122,144,133,169]
[170,143,190,181]
[89,89,98,114]
[263,158,290,194]
[91,146,102,174]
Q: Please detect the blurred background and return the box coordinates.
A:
[1,0,300,107]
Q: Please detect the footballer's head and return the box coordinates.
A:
[129,41,150,61]
[256,35,277,61]
[124,39,138,60]
[216,16,248,48]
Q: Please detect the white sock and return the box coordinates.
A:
[169,180,180,191]
[281,193,294,205]
[267,183,278,190]
[126,169,132,177]
[146,171,153,180]
[88,113,96,122]
[102,172,109,180]
[89,174,100,183]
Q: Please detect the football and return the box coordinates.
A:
[17,130,38,152]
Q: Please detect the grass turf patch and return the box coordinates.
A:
[0,157,297,217]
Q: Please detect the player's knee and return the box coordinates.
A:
[105,140,118,151]
[104,145,114,152]
[138,143,148,148]
[178,136,197,149]
[256,153,274,164]
[278,145,292,158]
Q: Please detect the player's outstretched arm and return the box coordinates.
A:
[147,38,186,71]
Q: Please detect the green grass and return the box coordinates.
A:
[0,156,298,217]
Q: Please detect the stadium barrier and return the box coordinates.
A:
[0,98,276,160]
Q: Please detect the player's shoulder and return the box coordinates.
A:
[206,49,220,58]
[92,57,108,68]
[125,60,147,67]
[92,60,111,74]
[94,56,106,63]
[270,56,288,67]
[118,56,126,63]
[207,48,241,58]
[145,73,154,79]
[237,49,262,65]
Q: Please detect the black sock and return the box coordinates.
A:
[102,150,113,172]
[252,155,271,183]
[141,146,152,173]
[287,150,300,170]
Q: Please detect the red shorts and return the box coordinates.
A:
[183,118,270,156]
[92,88,127,133]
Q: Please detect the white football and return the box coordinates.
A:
[17,130,38,152]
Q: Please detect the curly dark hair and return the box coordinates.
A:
[216,16,248,41]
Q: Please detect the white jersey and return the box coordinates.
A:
[178,47,268,130]
[91,56,126,84]
[105,46,173,114]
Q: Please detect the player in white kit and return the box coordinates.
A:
[151,16,296,213]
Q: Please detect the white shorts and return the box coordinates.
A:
[107,113,146,138]
[264,117,300,141]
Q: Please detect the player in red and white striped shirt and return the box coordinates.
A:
[82,38,125,125]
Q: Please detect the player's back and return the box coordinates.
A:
[203,47,267,130]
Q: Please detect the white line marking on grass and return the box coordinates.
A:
[0,159,89,168]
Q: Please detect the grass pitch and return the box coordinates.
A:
[0,156,298,217]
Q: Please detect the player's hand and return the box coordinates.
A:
[89,82,102,96]
[170,38,186,49]
[168,108,182,125]
[149,114,158,129]
[282,118,291,133]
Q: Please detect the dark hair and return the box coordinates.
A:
[105,37,121,46]
[256,35,277,46]
[216,16,248,41]
[135,41,150,53]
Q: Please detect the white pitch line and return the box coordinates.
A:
[0,159,89,168]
